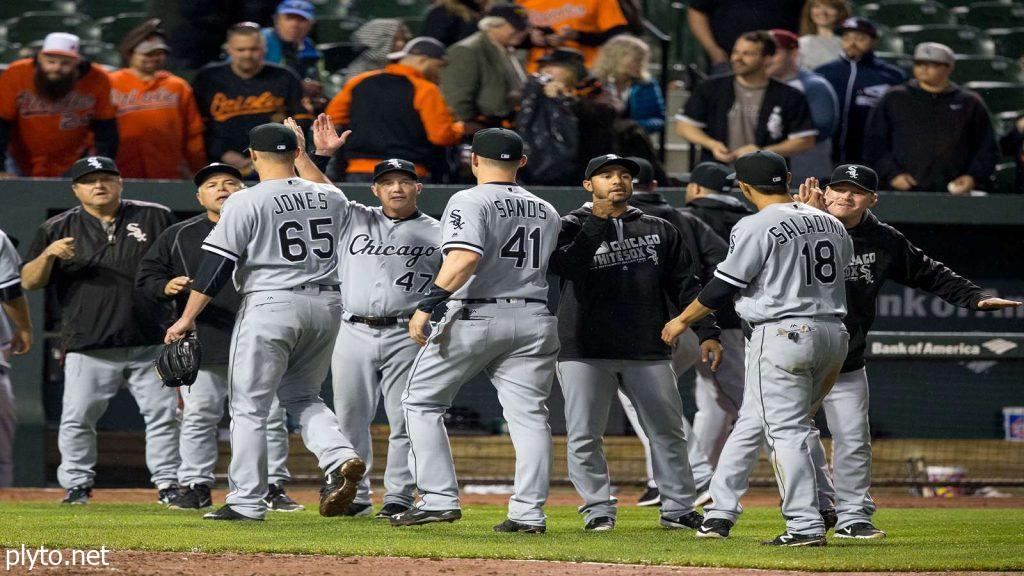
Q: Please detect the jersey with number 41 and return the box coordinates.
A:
[714,202,853,324]
[441,182,560,301]
[202,177,348,294]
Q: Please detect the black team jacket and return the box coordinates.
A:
[684,194,753,330]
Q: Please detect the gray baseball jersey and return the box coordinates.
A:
[441,183,560,300]
[0,228,21,367]
[714,202,853,323]
[202,178,349,293]
[339,206,441,317]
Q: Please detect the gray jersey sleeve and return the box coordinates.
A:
[202,193,256,262]
[713,218,772,290]
[0,230,22,296]
[441,192,487,256]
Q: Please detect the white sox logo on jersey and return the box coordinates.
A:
[348,234,438,267]
[592,234,661,269]
[448,209,464,231]
[845,251,876,284]
[126,223,147,243]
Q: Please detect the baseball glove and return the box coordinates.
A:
[155,332,201,388]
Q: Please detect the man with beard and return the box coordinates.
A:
[0,33,118,177]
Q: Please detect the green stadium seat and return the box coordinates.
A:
[966,80,1024,113]
[318,41,361,73]
[952,54,1023,83]
[876,50,916,75]
[875,24,907,53]
[898,24,994,55]
[77,0,147,19]
[348,0,429,20]
[993,161,1017,193]
[403,16,424,36]
[0,0,71,21]
[93,13,149,45]
[1,11,92,45]
[863,1,955,27]
[948,0,1013,8]
[958,1,1024,27]
[311,0,347,18]
[313,16,363,44]
[989,26,1024,57]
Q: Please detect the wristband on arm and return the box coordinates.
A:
[417,283,453,313]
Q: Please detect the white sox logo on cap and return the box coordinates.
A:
[387,159,403,168]
[87,157,103,169]
[847,166,859,179]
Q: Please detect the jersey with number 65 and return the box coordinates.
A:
[441,182,560,301]
[338,205,441,317]
[714,201,853,324]
[202,177,349,294]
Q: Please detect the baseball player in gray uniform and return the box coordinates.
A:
[0,227,32,487]
[329,157,441,518]
[164,122,365,521]
[391,128,560,533]
[662,151,852,546]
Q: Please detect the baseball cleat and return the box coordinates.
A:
[660,510,704,530]
[493,519,546,533]
[265,483,304,512]
[821,508,838,532]
[375,502,411,519]
[835,523,886,539]
[695,518,733,538]
[584,516,616,531]
[169,484,212,510]
[762,532,827,547]
[343,502,374,517]
[319,458,366,517]
[637,486,661,507]
[61,486,92,505]
[157,484,181,506]
[203,505,262,521]
[389,508,462,526]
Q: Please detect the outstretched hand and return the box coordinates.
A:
[977,297,1023,310]
[283,117,306,152]
[312,113,351,156]
[796,177,828,211]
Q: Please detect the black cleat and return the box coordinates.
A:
[821,508,838,532]
[584,516,616,531]
[493,519,546,533]
[157,484,181,505]
[203,505,262,521]
[169,484,212,510]
[343,502,373,517]
[319,458,366,517]
[660,510,704,530]
[389,507,462,526]
[61,486,92,505]
[375,502,411,519]
[835,522,886,539]
[695,517,733,538]
[265,483,304,512]
[637,486,660,507]
[762,532,827,547]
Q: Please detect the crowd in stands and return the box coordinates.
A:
[0,0,1021,192]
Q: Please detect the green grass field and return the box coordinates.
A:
[1,503,1022,572]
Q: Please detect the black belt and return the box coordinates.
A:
[751,314,839,328]
[347,314,406,327]
[460,298,546,305]
[291,284,340,292]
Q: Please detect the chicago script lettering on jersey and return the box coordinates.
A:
[272,189,330,214]
[347,233,439,267]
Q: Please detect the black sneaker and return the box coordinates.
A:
[821,508,838,532]
[203,505,263,521]
[660,510,704,530]
[389,507,462,526]
[343,502,373,517]
[493,519,546,533]
[584,516,615,531]
[762,532,827,547]
[61,486,91,505]
[375,502,411,519]
[157,485,181,505]
[695,517,733,538]
[319,458,366,517]
[169,484,212,510]
[835,523,886,539]
[637,486,660,507]
[265,483,304,512]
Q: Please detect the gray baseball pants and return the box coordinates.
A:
[225,288,359,519]
[332,318,417,508]
[57,345,180,489]
[177,363,292,487]
[403,299,558,526]
[559,358,698,523]
[692,328,745,467]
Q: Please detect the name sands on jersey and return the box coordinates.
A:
[272,189,330,215]
[493,197,550,220]
[348,233,438,267]
[767,213,847,246]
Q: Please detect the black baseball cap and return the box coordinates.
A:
[688,161,733,193]
[730,150,789,188]
[626,156,654,187]
[70,156,119,181]
[584,153,640,180]
[387,36,447,61]
[835,16,878,39]
[486,3,530,31]
[193,162,243,186]
[829,164,878,193]
[373,158,418,182]
[472,128,524,161]
[248,123,298,153]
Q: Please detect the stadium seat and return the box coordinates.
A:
[0,42,24,64]
[318,41,362,73]
[993,161,1017,192]
[966,80,1024,113]
[403,16,424,36]
[0,0,71,21]
[77,0,147,19]
[952,54,1023,83]
[876,51,916,75]
[875,24,907,53]
[92,13,149,46]
[348,0,429,20]
[957,1,1024,27]
[862,1,955,27]
[310,0,347,18]
[989,26,1024,57]
[313,16,363,44]
[898,24,995,56]
[1,11,92,45]
[948,0,1014,7]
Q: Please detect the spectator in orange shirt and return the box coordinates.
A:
[517,0,631,71]
[0,33,118,178]
[109,20,206,179]
[325,37,464,182]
